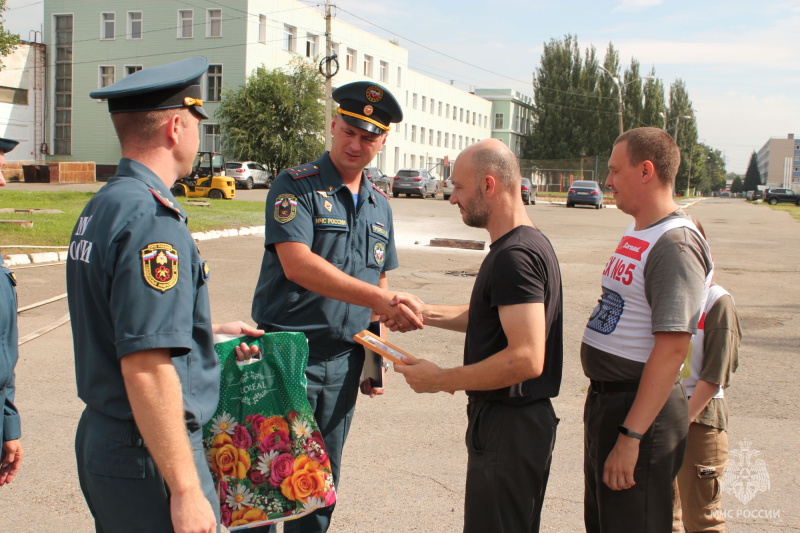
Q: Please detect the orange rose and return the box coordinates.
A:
[279,456,325,503]
[210,433,251,479]
[230,506,268,526]
[255,415,290,441]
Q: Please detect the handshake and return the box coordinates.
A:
[374,292,426,333]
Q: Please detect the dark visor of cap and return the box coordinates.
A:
[107,83,207,118]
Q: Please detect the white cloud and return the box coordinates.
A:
[613,0,666,12]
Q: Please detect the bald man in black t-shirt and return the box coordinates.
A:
[386,138,563,533]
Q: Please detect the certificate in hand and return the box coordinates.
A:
[353,329,417,366]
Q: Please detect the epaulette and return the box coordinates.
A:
[149,188,185,220]
[287,163,320,180]
[371,183,390,200]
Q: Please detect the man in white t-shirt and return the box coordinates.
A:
[581,127,714,532]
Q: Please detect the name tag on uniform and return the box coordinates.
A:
[370,224,389,239]
[314,216,347,228]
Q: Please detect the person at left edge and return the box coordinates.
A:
[251,81,422,533]
[66,56,263,533]
[0,137,23,487]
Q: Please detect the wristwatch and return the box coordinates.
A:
[617,425,644,440]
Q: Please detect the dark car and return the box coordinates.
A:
[392,169,437,198]
[764,188,800,206]
[521,178,537,205]
[566,180,603,209]
[365,166,391,194]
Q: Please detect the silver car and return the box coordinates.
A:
[226,161,273,189]
[392,169,437,198]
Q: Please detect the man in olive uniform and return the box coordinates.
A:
[67,57,261,533]
[251,81,421,533]
[0,137,23,487]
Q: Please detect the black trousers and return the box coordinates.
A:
[584,381,688,533]
[463,397,558,533]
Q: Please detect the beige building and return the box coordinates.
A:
[758,133,799,190]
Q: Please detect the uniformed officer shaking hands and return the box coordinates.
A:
[66,57,262,533]
[0,137,23,488]
[251,81,422,533]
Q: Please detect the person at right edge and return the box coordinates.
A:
[672,217,741,533]
[581,127,714,532]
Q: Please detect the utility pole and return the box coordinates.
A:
[324,0,333,151]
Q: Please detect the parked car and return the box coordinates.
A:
[392,169,437,198]
[764,188,800,206]
[365,166,391,194]
[566,180,603,209]
[225,161,273,189]
[746,190,764,201]
[441,177,453,200]
[521,178,537,205]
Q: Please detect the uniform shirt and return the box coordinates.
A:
[0,252,20,443]
[66,159,219,432]
[464,225,563,404]
[581,210,713,381]
[252,152,398,360]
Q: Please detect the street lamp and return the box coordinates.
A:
[659,111,667,130]
[580,150,586,179]
[598,66,654,136]
[673,114,692,145]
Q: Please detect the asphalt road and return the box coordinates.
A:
[1,194,798,532]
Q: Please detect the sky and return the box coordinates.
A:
[4,0,799,173]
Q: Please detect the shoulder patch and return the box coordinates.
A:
[274,194,298,223]
[287,163,320,180]
[149,188,184,220]
[141,243,179,292]
[371,182,390,200]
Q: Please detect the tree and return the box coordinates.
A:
[743,151,762,191]
[0,0,20,71]
[730,175,744,194]
[216,59,325,178]
[667,79,698,193]
[641,68,666,128]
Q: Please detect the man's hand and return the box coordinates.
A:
[212,321,265,361]
[0,439,22,486]
[603,435,640,490]
[393,355,446,393]
[170,486,217,533]
[359,370,386,398]
[380,293,425,332]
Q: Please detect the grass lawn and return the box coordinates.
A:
[0,191,266,256]
[766,202,800,221]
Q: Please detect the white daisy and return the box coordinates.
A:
[302,497,324,512]
[210,412,238,435]
[292,417,312,440]
[257,450,279,476]
[225,484,253,511]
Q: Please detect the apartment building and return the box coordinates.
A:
[0,41,46,164]
[42,0,497,177]
[473,89,534,157]
[757,133,800,190]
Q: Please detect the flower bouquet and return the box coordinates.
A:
[204,333,336,530]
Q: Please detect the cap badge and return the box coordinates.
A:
[184,96,203,107]
[363,104,374,116]
[366,86,383,103]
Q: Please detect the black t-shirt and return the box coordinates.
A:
[464,225,563,404]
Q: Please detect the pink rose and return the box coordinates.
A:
[220,504,232,527]
[249,469,267,486]
[270,453,295,487]
[324,488,337,507]
[306,435,328,464]
[232,425,252,450]
[260,429,291,453]
[250,414,266,430]
[218,480,230,503]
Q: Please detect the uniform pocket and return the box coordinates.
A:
[367,228,389,270]
[693,461,725,511]
[466,401,504,454]
[312,224,348,266]
[85,435,147,479]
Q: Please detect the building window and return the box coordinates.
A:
[331,42,339,57]
[128,11,142,39]
[428,129,433,145]
[494,113,504,129]
[460,108,464,122]
[55,14,73,155]
[411,125,416,143]
[101,12,115,40]
[438,102,442,116]
[203,124,220,152]
[472,111,476,125]
[379,61,388,83]
[206,64,222,102]
[420,127,425,144]
[346,48,356,72]
[98,66,115,90]
[284,25,297,52]
[306,33,318,58]
[0,86,27,105]
[421,96,426,112]
[178,10,193,38]
[430,98,435,114]
[404,123,407,140]
[363,54,373,77]
[258,15,266,43]
[207,9,222,37]
[412,93,417,110]
[397,66,401,87]
[124,65,142,77]
[410,155,416,168]
[459,135,463,149]
[445,133,449,147]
